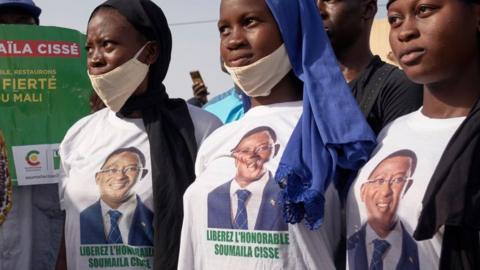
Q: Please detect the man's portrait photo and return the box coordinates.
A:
[207,126,287,231]
[80,147,153,246]
[348,149,419,270]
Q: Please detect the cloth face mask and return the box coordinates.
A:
[88,43,150,112]
[224,44,292,97]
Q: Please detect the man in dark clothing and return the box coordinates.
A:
[317,0,422,134]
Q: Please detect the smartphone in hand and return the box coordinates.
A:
[190,70,204,85]
[189,70,209,106]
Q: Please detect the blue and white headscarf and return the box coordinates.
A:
[267,0,377,229]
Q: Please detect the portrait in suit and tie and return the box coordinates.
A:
[348,149,419,270]
[208,126,287,231]
[80,147,153,246]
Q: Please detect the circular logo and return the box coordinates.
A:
[25,150,40,166]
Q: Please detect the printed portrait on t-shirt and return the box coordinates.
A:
[207,126,288,231]
[347,149,419,270]
[79,147,153,246]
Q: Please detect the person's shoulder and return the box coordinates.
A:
[347,224,366,249]
[60,109,109,158]
[186,104,222,145]
[62,109,108,144]
[80,199,100,216]
[195,115,240,148]
[135,195,153,215]
[187,103,221,123]
[204,88,237,108]
[376,110,419,139]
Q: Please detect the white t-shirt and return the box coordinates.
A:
[179,101,341,270]
[346,109,465,270]
[59,105,221,270]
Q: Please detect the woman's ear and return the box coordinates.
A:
[144,41,160,65]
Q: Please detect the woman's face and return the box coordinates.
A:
[86,8,146,76]
[218,0,283,68]
[388,0,479,85]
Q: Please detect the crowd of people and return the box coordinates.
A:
[0,0,479,269]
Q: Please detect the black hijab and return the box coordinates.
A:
[90,1,197,269]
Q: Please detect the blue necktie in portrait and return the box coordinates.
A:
[370,239,391,270]
[107,210,123,244]
[233,189,251,230]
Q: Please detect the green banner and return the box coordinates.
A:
[0,25,91,186]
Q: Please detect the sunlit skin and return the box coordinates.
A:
[232,131,279,188]
[388,0,480,118]
[316,0,377,82]
[0,8,36,25]
[86,8,159,99]
[95,151,143,209]
[360,156,413,238]
[218,0,302,107]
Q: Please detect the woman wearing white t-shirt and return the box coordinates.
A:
[56,1,221,269]
[346,0,480,269]
[178,0,376,269]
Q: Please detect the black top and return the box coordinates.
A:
[349,56,423,134]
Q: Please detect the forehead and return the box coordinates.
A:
[103,151,140,167]
[318,0,363,7]
[370,155,412,176]
[220,0,271,18]
[87,8,139,39]
[388,0,454,9]
[237,131,273,147]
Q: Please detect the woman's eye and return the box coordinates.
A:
[416,5,437,17]
[419,6,430,13]
[218,25,230,35]
[244,18,258,27]
[387,15,402,27]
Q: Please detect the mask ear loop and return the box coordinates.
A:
[134,42,152,62]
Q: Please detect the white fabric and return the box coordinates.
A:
[59,107,221,270]
[346,109,465,270]
[179,101,340,270]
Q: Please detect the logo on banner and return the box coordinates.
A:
[12,143,60,185]
[25,150,40,166]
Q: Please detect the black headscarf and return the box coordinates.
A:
[90,1,197,269]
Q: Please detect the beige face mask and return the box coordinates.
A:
[223,44,292,97]
[88,43,150,112]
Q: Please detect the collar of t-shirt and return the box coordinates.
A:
[107,109,145,131]
[229,171,270,230]
[101,194,138,244]
[242,101,303,119]
[365,220,402,268]
[406,108,467,132]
